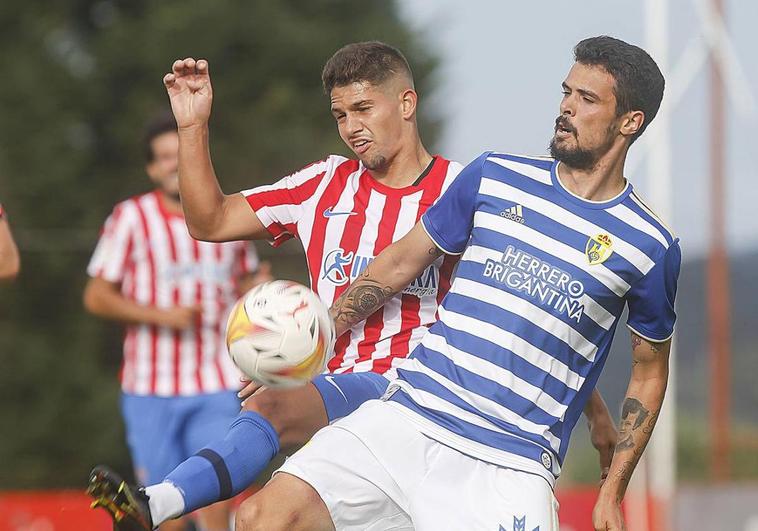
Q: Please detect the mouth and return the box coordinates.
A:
[554,118,576,139]
[351,139,372,155]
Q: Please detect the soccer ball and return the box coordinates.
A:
[225,280,335,388]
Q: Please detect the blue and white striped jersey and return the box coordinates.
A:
[386,151,681,486]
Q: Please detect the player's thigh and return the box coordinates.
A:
[275,421,413,531]
[183,390,241,455]
[312,372,389,423]
[411,445,559,531]
[235,472,334,531]
[242,382,328,448]
[120,394,184,484]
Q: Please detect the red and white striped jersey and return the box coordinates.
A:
[242,155,462,375]
[88,191,259,397]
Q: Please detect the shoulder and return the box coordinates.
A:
[620,189,678,254]
[482,152,554,184]
[286,155,359,183]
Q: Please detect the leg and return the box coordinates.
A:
[152,373,390,524]
[179,391,244,530]
[235,473,334,531]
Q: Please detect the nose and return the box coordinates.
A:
[344,112,363,135]
[559,94,575,117]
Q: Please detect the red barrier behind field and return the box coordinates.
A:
[0,488,615,530]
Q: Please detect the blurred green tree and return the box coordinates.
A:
[0,0,439,488]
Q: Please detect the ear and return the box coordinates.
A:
[400,88,418,120]
[620,110,645,138]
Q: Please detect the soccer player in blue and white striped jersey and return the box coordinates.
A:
[240,36,679,531]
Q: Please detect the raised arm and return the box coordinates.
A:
[592,333,671,530]
[163,58,268,242]
[0,210,20,281]
[331,222,444,336]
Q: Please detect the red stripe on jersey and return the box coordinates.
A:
[326,174,372,372]
[134,198,159,395]
[305,159,360,299]
[353,194,403,364]
[121,257,137,392]
[190,238,205,393]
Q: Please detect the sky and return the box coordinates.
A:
[399,0,758,261]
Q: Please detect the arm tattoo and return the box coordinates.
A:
[615,397,650,451]
[427,245,443,257]
[331,271,395,331]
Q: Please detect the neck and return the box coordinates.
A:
[369,139,433,188]
[157,189,183,215]
[556,143,629,201]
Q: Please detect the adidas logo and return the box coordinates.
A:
[500,204,525,224]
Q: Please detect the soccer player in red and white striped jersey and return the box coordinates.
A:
[89,43,617,531]
[84,114,269,531]
[242,152,460,376]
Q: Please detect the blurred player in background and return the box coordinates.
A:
[84,114,270,531]
[0,202,20,281]
[88,42,617,530]
[238,36,679,531]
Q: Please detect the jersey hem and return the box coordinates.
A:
[421,216,464,256]
[626,323,674,343]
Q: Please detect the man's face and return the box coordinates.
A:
[549,62,621,170]
[146,131,180,199]
[330,81,407,171]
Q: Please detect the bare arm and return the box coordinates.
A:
[0,216,20,281]
[592,333,671,530]
[584,388,619,482]
[83,276,198,330]
[331,222,445,336]
[164,58,268,242]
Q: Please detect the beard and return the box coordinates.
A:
[361,153,388,171]
[549,116,616,171]
[549,137,596,170]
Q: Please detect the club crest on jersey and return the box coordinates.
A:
[322,249,354,286]
[585,233,613,265]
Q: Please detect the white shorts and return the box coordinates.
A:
[276,400,559,531]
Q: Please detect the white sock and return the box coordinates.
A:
[144,481,186,526]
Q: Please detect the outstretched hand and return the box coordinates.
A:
[163,58,213,129]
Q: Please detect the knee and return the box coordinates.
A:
[243,391,283,433]
[234,496,301,531]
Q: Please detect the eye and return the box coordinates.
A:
[582,96,594,103]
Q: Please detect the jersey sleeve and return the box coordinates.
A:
[87,203,135,283]
[421,152,488,255]
[626,239,681,342]
[240,157,333,247]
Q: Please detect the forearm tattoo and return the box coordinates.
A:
[613,396,660,485]
[331,269,395,331]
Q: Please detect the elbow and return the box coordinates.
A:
[0,257,20,282]
[83,283,103,316]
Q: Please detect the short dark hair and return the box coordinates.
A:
[574,36,665,143]
[321,41,413,95]
[143,112,177,162]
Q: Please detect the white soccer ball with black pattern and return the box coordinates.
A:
[225,280,335,388]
